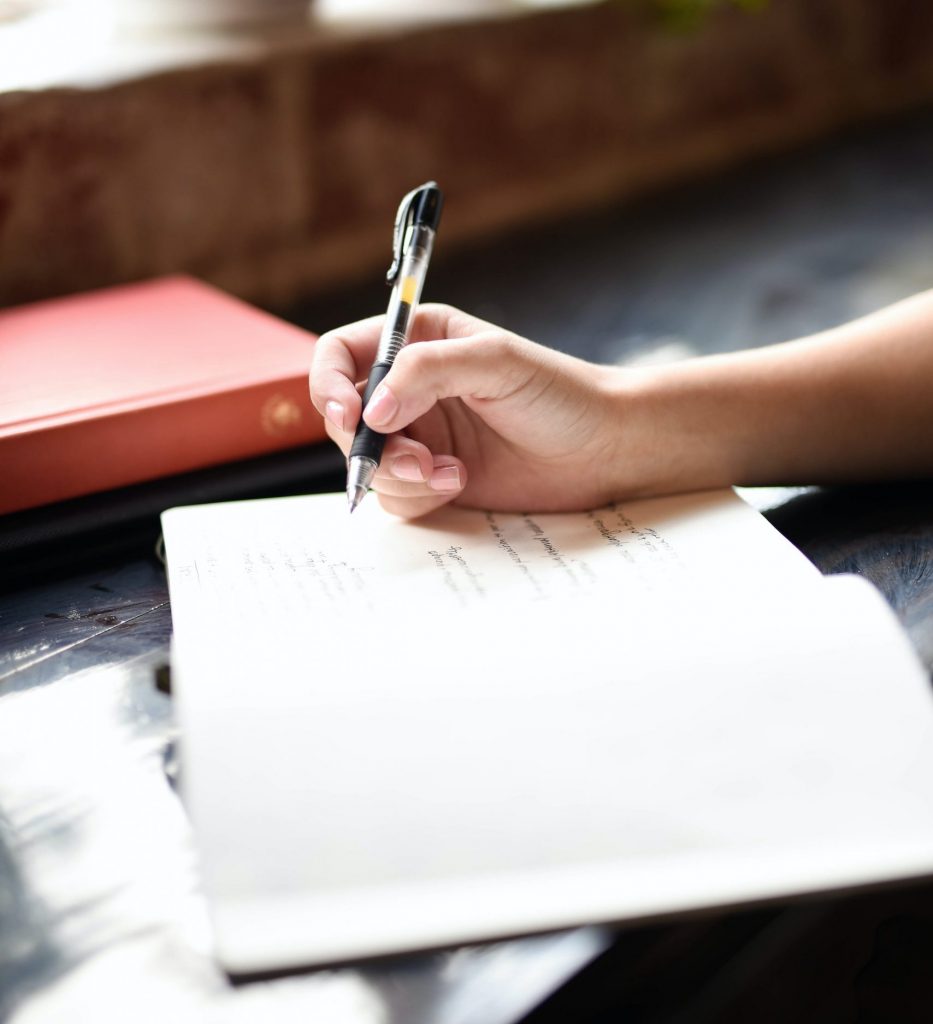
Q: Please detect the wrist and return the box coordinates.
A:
[600,357,754,500]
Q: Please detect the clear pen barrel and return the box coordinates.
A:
[375,224,436,364]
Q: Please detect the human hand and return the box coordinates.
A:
[316,288,933,517]
[309,305,633,518]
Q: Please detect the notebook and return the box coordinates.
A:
[162,488,933,972]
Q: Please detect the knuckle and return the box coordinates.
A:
[418,301,452,319]
[393,343,434,379]
[314,332,342,362]
[447,308,480,338]
[489,331,519,361]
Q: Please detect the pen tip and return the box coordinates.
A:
[347,484,367,514]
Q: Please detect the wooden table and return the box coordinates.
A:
[3,109,933,1022]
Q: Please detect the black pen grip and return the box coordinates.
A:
[349,362,393,464]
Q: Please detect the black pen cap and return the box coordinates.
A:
[411,183,444,231]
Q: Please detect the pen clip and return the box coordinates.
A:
[386,182,438,286]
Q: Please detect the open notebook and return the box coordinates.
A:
[162,489,933,973]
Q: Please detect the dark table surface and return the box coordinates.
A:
[3,109,933,1022]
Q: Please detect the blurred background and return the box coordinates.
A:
[3,0,933,364]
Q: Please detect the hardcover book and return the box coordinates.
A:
[0,276,325,514]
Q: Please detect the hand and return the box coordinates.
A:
[309,305,631,518]
[317,289,933,516]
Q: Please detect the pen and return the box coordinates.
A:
[346,181,444,513]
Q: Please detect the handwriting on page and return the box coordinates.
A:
[171,498,696,623]
[421,504,685,608]
[425,546,488,602]
[586,506,682,568]
[178,539,379,619]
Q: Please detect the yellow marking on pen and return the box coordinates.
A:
[400,276,418,305]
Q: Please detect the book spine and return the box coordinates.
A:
[0,376,328,515]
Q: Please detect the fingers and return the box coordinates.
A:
[324,418,467,517]
[309,305,491,432]
[376,488,460,519]
[374,454,467,519]
[311,303,512,519]
[362,331,538,434]
[309,313,384,432]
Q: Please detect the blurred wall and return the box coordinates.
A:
[2,0,933,308]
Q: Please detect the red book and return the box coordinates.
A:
[1,276,327,515]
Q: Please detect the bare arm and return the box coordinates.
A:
[626,289,933,497]
[309,294,933,518]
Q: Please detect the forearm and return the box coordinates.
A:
[620,290,933,495]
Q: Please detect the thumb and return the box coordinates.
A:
[361,333,539,433]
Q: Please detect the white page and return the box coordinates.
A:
[162,490,933,971]
[163,488,818,630]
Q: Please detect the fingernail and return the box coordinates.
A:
[391,455,424,482]
[429,466,462,492]
[325,400,345,431]
[365,384,399,427]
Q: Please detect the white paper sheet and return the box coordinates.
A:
[162,489,933,971]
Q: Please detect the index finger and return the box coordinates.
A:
[309,314,384,427]
[310,305,483,427]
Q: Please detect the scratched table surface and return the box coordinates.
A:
[3,110,933,1023]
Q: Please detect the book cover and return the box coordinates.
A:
[0,276,327,514]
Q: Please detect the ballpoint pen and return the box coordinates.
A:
[346,181,444,513]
